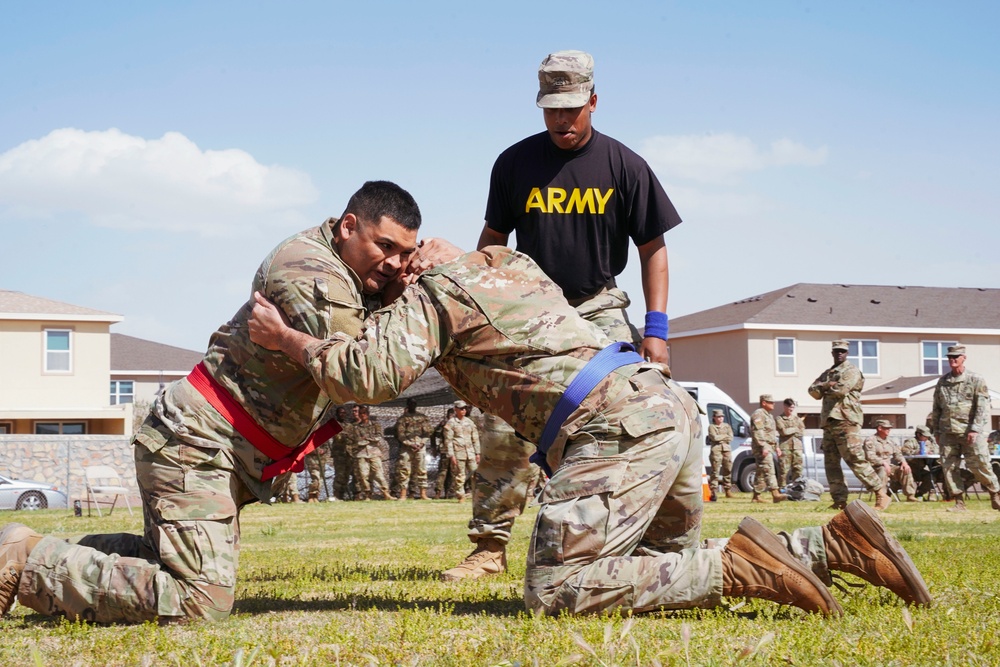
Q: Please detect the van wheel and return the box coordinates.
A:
[738,462,757,492]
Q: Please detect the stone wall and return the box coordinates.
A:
[0,435,136,507]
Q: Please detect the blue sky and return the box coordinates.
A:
[2,2,998,352]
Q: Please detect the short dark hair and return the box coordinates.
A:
[358,405,370,415]
[783,398,796,407]
[406,398,418,409]
[342,180,421,231]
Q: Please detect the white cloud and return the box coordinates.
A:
[640,133,828,184]
[0,128,318,236]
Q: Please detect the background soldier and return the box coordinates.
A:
[707,409,734,500]
[304,439,332,502]
[394,398,433,500]
[808,340,888,510]
[329,405,357,500]
[432,408,455,499]
[928,345,1000,512]
[750,395,787,503]
[901,426,939,500]
[863,420,916,502]
[775,398,806,484]
[276,472,301,503]
[347,406,393,500]
[444,401,480,503]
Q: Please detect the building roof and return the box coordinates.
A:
[0,289,122,322]
[670,284,1000,335]
[862,376,938,400]
[110,334,203,372]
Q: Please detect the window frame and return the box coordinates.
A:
[43,328,73,374]
[775,337,796,375]
[110,380,135,405]
[33,422,87,435]
[920,340,959,376]
[0,422,11,434]
[847,338,880,376]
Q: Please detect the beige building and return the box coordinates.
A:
[0,290,129,435]
[667,284,1000,432]
[110,333,202,408]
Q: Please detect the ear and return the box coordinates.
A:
[589,93,598,112]
[336,213,358,242]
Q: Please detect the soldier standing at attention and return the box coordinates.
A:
[928,345,1000,512]
[775,398,806,484]
[393,398,433,500]
[707,409,734,500]
[863,420,916,502]
[809,340,888,511]
[347,406,393,501]
[444,401,480,503]
[304,435,332,502]
[432,408,456,499]
[448,48,685,582]
[750,395,787,503]
[329,405,357,501]
[246,244,931,616]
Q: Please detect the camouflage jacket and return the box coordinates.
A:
[808,361,865,426]
[775,414,805,447]
[707,423,733,448]
[329,418,357,454]
[863,435,903,468]
[395,411,433,450]
[299,246,669,469]
[139,219,374,502]
[901,436,939,456]
[344,421,386,459]
[929,370,991,436]
[443,416,480,459]
[750,408,777,450]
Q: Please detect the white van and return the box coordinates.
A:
[676,381,752,483]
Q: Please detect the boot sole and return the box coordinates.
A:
[737,517,843,616]
[844,501,932,606]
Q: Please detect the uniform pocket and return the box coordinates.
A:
[153,490,239,587]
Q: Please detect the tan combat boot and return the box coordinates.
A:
[440,538,508,581]
[396,488,407,501]
[771,489,788,503]
[823,500,932,606]
[829,500,847,510]
[947,495,966,512]
[873,488,891,511]
[419,489,429,500]
[725,488,736,499]
[722,517,842,616]
[456,494,465,504]
[905,495,918,503]
[750,493,765,504]
[0,523,44,616]
[990,491,1000,511]
[291,493,301,503]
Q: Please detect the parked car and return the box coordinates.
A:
[731,433,864,493]
[0,474,68,510]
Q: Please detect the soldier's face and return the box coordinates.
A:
[455,407,467,418]
[336,214,418,294]
[783,405,795,416]
[543,93,597,151]
[713,415,724,424]
[948,355,965,373]
[877,426,890,438]
[832,349,848,364]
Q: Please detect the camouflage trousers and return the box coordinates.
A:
[752,444,779,493]
[394,444,428,492]
[708,444,732,492]
[330,447,353,500]
[882,464,917,498]
[524,375,724,615]
[781,439,804,483]
[822,420,882,502]
[305,446,331,500]
[940,432,1000,497]
[354,455,390,498]
[18,431,251,623]
[275,471,300,502]
[451,456,478,500]
[469,290,640,545]
[435,455,454,498]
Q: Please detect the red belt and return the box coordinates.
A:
[186,362,341,481]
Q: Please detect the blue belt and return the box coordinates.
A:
[530,342,644,475]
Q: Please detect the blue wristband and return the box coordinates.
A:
[644,311,669,341]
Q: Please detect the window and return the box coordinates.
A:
[0,423,11,434]
[44,329,72,372]
[922,341,958,376]
[847,339,879,375]
[34,422,86,435]
[775,337,796,374]
[110,380,135,405]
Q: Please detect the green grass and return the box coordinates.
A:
[3,496,1000,666]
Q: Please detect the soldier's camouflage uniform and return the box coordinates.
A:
[394,410,433,494]
[706,421,733,494]
[294,246,840,615]
[775,413,806,483]
[444,416,480,499]
[750,408,780,493]
[929,369,999,497]
[16,219,371,623]
[808,360,882,503]
[864,434,916,498]
[329,419,356,500]
[468,281,642,544]
[346,420,391,499]
[304,443,332,500]
[901,434,939,497]
[276,471,300,502]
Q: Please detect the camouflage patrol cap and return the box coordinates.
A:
[712,409,724,417]
[453,400,468,409]
[875,419,892,429]
[832,339,850,351]
[946,344,966,357]
[760,394,774,403]
[536,50,595,109]
[915,425,930,437]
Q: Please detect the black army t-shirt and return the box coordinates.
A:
[484,129,682,300]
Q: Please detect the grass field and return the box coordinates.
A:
[2,495,1000,666]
